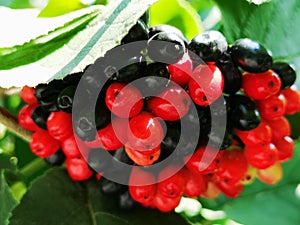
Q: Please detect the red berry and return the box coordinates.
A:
[127,112,164,153]
[245,143,278,169]
[20,86,37,105]
[185,146,220,174]
[66,157,93,181]
[274,136,294,162]
[105,82,143,118]
[257,94,286,120]
[129,168,157,205]
[263,117,290,142]
[181,168,207,197]
[216,181,243,198]
[18,104,40,131]
[157,167,185,199]
[47,111,73,142]
[215,149,248,185]
[61,135,82,158]
[280,85,300,115]
[167,53,193,86]
[235,121,272,146]
[98,118,127,151]
[189,64,224,106]
[30,130,60,158]
[125,145,160,166]
[242,70,281,100]
[153,191,181,212]
[147,86,191,121]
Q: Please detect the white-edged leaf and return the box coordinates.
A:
[0,0,157,88]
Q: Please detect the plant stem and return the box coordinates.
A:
[20,157,48,181]
[0,106,32,142]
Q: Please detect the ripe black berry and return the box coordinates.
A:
[31,106,50,130]
[147,32,186,64]
[228,94,261,131]
[230,38,273,73]
[216,52,242,94]
[44,149,66,166]
[121,19,148,44]
[271,62,296,89]
[118,190,137,210]
[57,86,76,113]
[188,30,228,62]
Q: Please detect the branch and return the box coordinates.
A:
[0,106,32,142]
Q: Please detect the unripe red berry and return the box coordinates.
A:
[189,64,224,106]
[257,94,286,120]
[30,130,60,158]
[20,86,37,105]
[280,85,300,115]
[66,157,93,181]
[18,104,40,131]
[242,70,281,100]
[263,117,291,143]
[216,181,243,198]
[181,168,207,197]
[274,136,294,162]
[153,191,181,212]
[61,135,82,158]
[125,145,160,166]
[47,111,73,142]
[105,82,143,118]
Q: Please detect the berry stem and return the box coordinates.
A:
[19,157,48,182]
[0,106,32,142]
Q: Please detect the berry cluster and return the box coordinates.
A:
[18,12,300,212]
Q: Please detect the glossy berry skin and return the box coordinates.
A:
[105,82,144,118]
[274,136,294,162]
[167,53,193,86]
[44,149,66,166]
[257,94,286,120]
[235,121,272,146]
[263,117,291,143]
[216,51,242,94]
[139,62,170,96]
[153,191,181,212]
[157,167,185,198]
[185,146,220,175]
[257,163,283,185]
[181,168,207,197]
[47,111,73,142]
[20,86,37,105]
[189,64,224,106]
[228,95,261,131]
[57,86,76,113]
[61,135,82,158]
[66,157,93,181]
[98,118,127,151]
[30,130,60,158]
[147,32,186,64]
[147,86,191,121]
[271,62,296,89]
[245,143,278,169]
[129,169,157,205]
[31,106,50,130]
[18,104,40,131]
[215,149,248,185]
[121,19,148,44]
[242,70,281,100]
[216,181,243,198]
[127,112,164,153]
[100,178,123,195]
[148,24,188,47]
[188,30,228,62]
[125,145,160,166]
[231,38,273,73]
[280,86,300,115]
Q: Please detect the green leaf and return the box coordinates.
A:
[10,168,190,225]
[215,0,300,88]
[39,0,85,17]
[201,141,300,225]
[149,0,202,40]
[0,0,157,88]
[0,171,18,225]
